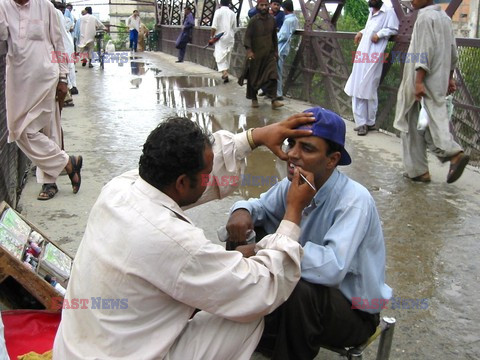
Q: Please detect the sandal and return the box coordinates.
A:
[446,152,470,184]
[37,183,58,200]
[403,172,431,183]
[68,155,83,194]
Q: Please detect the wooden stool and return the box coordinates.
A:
[320,317,396,359]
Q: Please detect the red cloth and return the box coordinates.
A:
[2,310,61,359]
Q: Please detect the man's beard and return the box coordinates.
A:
[259,8,268,15]
[368,0,383,9]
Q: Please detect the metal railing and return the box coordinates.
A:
[156,26,480,167]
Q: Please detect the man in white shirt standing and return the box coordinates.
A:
[210,0,236,83]
[0,0,83,201]
[127,9,140,52]
[344,0,399,136]
[53,114,319,359]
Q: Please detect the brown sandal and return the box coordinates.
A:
[446,153,470,184]
[403,172,431,183]
[68,155,83,194]
[37,183,58,200]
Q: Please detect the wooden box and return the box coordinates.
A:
[0,201,74,310]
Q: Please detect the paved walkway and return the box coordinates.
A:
[17,51,480,359]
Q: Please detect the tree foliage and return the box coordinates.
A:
[344,0,369,28]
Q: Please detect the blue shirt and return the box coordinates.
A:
[277,13,298,56]
[231,170,392,314]
[73,17,81,41]
[65,8,74,24]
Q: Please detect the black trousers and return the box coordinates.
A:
[257,279,380,360]
[247,79,277,100]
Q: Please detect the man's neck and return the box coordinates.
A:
[14,0,29,5]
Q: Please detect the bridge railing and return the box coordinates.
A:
[156,26,480,166]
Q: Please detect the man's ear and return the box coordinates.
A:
[175,174,190,195]
[327,152,341,169]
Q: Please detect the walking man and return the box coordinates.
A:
[239,0,283,109]
[211,0,236,83]
[344,0,399,136]
[394,0,469,183]
[78,6,106,68]
[127,10,140,52]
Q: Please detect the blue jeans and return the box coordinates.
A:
[129,29,138,51]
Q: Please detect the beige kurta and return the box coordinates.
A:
[137,23,148,52]
[53,131,304,360]
[394,5,458,133]
[0,0,70,183]
[393,5,462,176]
[0,0,68,142]
[78,13,104,48]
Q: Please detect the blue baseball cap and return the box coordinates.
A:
[299,107,352,166]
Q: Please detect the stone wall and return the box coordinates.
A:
[157,26,247,77]
[0,41,29,207]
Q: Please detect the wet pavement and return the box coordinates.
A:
[16,51,480,359]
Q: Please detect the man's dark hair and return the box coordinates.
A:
[85,6,92,14]
[325,139,343,157]
[53,1,65,10]
[139,117,212,190]
[271,0,281,4]
[220,0,230,7]
[282,0,293,12]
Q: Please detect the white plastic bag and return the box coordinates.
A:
[417,99,429,131]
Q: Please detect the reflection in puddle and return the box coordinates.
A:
[155,76,230,108]
[131,61,147,76]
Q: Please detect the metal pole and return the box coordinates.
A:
[376,317,396,360]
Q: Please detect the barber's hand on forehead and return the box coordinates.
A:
[252,112,315,160]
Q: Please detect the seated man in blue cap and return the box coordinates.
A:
[226,107,392,359]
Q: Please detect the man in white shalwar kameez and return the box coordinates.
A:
[393,0,469,184]
[0,0,83,200]
[53,114,317,360]
[78,6,105,68]
[211,0,236,83]
[344,0,398,136]
[60,3,78,95]
[54,2,77,103]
